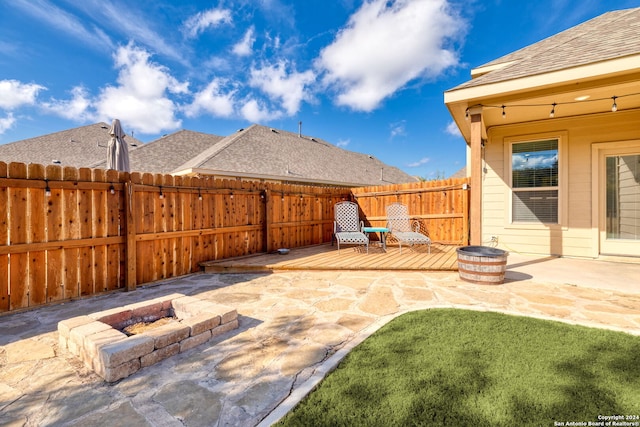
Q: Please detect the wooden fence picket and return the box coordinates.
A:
[0,161,469,313]
[0,162,9,311]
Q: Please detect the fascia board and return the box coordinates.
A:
[445,54,640,104]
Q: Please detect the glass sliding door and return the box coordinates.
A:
[602,153,640,256]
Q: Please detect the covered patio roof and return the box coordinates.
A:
[445,7,640,142]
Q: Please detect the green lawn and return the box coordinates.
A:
[277,309,640,426]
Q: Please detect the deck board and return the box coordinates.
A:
[201,243,459,273]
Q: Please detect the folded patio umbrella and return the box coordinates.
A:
[106,118,130,173]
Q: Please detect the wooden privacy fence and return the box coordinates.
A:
[0,160,469,313]
[0,161,350,313]
[352,178,470,245]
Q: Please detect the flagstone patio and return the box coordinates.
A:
[1,253,639,426]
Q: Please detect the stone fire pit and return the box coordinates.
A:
[58,293,238,382]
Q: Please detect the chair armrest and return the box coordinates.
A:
[334,221,337,233]
[360,220,365,232]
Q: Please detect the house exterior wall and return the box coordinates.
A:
[481,109,640,257]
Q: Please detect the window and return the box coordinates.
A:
[511,139,559,223]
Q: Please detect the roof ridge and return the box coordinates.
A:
[172,124,257,172]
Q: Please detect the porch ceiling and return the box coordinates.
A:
[447,70,640,144]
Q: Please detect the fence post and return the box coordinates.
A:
[264,189,273,253]
[124,180,137,291]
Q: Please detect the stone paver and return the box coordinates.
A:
[0,254,639,426]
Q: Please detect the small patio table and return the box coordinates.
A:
[362,227,389,251]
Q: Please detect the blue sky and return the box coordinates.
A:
[1,0,639,179]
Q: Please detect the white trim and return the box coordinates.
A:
[470,61,518,78]
[504,132,568,229]
[591,139,640,257]
[445,54,640,103]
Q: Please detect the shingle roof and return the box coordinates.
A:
[451,7,640,90]
[1,123,416,186]
[174,124,416,186]
[0,122,144,168]
[92,129,224,173]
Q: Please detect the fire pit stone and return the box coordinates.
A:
[58,293,238,382]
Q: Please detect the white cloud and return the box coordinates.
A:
[8,0,114,52]
[0,79,46,109]
[41,86,92,120]
[513,153,558,171]
[390,120,407,139]
[445,120,461,137]
[233,27,255,56]
[184,8,232,38]
[185,79,235,118]
[249,61,315,115]
[95,44,187,134]
[336,138,350,148]
[240,99,281,123]
[407,157,430,167]
[97,2,183,62]
[318,0,465,111]
[0,113,16,134]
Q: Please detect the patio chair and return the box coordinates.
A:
[385,203,431,254]
[334,201,369,253]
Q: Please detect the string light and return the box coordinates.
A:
[44,179,51,197]
[466,91,639,120]
[159,186,164,199]
[198,188,203,200]
[109,184,115,195]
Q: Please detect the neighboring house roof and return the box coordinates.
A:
[92,129,224,174]
[449,166,467,179]
[0,123,416,186]
[173,124,417,186]
[451,7,640,91]
[0,122,144,168]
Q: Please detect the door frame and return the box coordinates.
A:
[591,139,640,257]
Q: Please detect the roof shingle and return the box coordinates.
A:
[0,123,416,186]
[174,124,416,186]
[451,7,640,91]
[0,122,144,168]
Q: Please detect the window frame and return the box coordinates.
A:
[505,132,568,229]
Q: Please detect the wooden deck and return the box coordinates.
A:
[201,243,459,273]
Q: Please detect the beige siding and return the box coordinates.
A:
[481,109,640,257]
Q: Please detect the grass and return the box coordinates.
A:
[277,309,640,426]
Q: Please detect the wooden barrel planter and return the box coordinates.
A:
[456,246,509,285]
